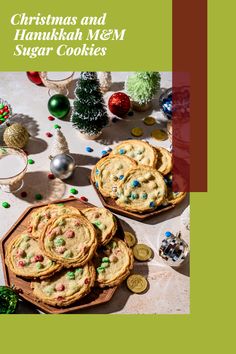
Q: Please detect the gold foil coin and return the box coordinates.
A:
[151,129,168,141]
[124,231,137,248]
[143,116,156,126]
[133,244,152,261]
[126,274,148,293]
[131,127,143,137]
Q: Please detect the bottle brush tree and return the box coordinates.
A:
[125,71,161,104]
[71,72,109,137]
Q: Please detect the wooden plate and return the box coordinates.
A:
[0,197,124,314]
[90,176,175,221]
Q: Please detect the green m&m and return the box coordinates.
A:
[70,188,78,195]
[35,193,43,201]
[36,262,43,269]
[97,266,105,273]
[54,237,65,247]
[67,271,75,280]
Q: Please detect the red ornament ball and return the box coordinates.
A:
[108,92,131,118]
[26,72,43,85]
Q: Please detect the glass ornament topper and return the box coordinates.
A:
[159,231,189,267]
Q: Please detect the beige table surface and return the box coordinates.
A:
[0,72,189,314]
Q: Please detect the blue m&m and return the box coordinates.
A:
[130,193,138,200]
[131,180,140,188]
[119,149,126,155]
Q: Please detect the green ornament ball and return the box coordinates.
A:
[48,94,70,119]
[0,286,19,314]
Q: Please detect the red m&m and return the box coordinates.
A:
[80,196,88,202]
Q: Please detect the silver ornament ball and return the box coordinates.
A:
[50,154,75,180]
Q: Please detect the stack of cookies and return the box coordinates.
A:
[92,140,186,213]
[5,204,133,307]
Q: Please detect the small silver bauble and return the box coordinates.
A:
[50,153,76,180]
[159,231,189,267]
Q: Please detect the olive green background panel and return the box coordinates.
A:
[0,0,172,71]
[1,0,234,353]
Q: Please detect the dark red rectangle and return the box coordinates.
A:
[172,0,207,192]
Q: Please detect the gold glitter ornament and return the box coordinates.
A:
[3,123,29,148]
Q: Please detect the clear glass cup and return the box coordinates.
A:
[39,72,74,96]
[0,146,28,193]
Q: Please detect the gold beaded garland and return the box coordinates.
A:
[3,123,29,148]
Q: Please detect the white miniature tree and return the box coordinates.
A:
[51,127,69,157]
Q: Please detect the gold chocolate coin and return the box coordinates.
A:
[131,127,143,137]
[127,274,148,293]
[143,116,156,126]
[124,231,137,248]
[151,129,168,141]
[133,244,152,261]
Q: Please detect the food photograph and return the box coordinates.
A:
[0,71,190,314]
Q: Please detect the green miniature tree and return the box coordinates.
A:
[71,72,109,136]
[125,71,161,104]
